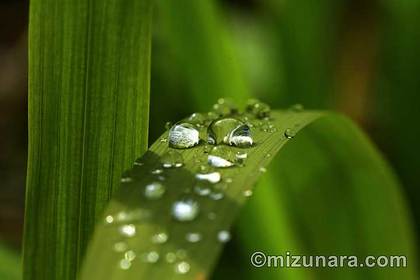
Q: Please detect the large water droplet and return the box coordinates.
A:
[172,198,199,222]
[175,261,191,274]
[186,232,202,243]
[208,118,253,147]
[144,182,165,200]
[207,146,235,168]
[284,128,297,139]
[246,99,271,119]
[217,230,231,243]
[195,172,221,184]
[119,224,136,237]
[161,150,184,168]
[169,123,200,149]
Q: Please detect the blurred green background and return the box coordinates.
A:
[0,0,419,271]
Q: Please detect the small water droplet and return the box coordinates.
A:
[119,259,132,270]
[113,242,128,252]
[161,150,184,168]
[289,104,304,112]
[208,212,217,220]
[169,123,200,149]
[194,185,211,196]
[133,161,144,166]
[266,153,271,158]
[119,224,136,237]
[209,191,224,200]
[207,146,235,168]
[175,261,190,274]
[151,232,169,244]
[165,121,173,130]
[144,182,165,200]
[121,177,133,183]
[212,98,238,116]
[124,250,136,261]
[217,230,231,243]
[246,99,271,119]
[187,112,206,126]
[259,167,267,173]
[284,128,297,139]
[151,168,163,175]
[105,215,114,224]
[142,251,159,263]
[196,172,221,184]
[165,252,177,263]
[243,189,253,197]
[186,232,202,243]
[172,198,199,222]
[176,249,187,259]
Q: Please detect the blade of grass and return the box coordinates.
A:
[81,109,417,279]
[23,0,152,279]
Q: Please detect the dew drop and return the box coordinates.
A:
[175,261,191,274]
[161,150,184,168]
[121,177,133,183]
[209,191,224,200]
[194,185,211,196]
[217,230,231,243]
[165,121,173,130]
[246,99,271,119]
[105,215,114,224]
[144,182,165,200]
[243,189,253,197]
[212,98,238,116]
[186,232,202,243]
[284,128,297,139]
[151,168,163,175]
[187,112,206,126]
[142,251,160,263]
[133,161,144,166]
[124,250,136,261]
[196,172,221,184]
[119,224,136,237]
[151,232,169,244]
[172,198,199,222]
[113,242,128,252]
[165,252,177,263]
[207,146,236,168]
[169,123,200,149]
[119,259,132,270]
[208,118,253,147]
[259,167,267,173]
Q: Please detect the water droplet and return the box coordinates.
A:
[194,185,211,196]
[161,150,184,168]
[284,128,297,139]
[207,146,235,168]
[113,242,128,252]
[217,230,231,243]
[212,98,238,116]
[133,161,144,166]
[208,118,253,147]
[144,182,165,200]
[209,191,224,200]
[165,121,173,130]
[142,251,159,263]
[119,224,136,237]
[165,252,177,263]
[105,215,114,224]
[187,112,206,126]
[172,198,199,222]
[259,167,267,173]
[266,153,271,158]
[246,99,271,119]
[186,232,202,243]
[175,261,190,274]
[124,250,136,261]
[151,231,169,244]
[235,151,248,160]
[121,177,133,183]
[289,104,304,112]
[196,172,221,184]
[151,168,163,175]
[169,123,200,149]
[176,249,187,259]
[243,189,253,197]
[119,259,132,270]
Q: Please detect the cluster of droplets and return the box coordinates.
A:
[111,99,307,275]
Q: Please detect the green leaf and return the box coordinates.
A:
[0,242,21,280]
[23,0,152,279]
[81,110,417,279]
